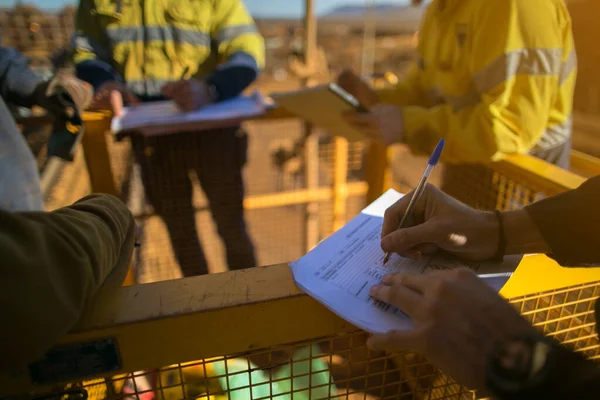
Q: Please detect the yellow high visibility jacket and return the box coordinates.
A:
[378,0,576,163]
[73,0,264,98]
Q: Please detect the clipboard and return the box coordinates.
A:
[270,83,368,142]
[110,91,269,139]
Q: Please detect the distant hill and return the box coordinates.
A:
[321,4,425,32]
[325,4,403,17]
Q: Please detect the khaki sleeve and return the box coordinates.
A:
[0,194,135,368]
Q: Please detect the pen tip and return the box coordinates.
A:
[428,138,445,166]
[382,252,390,265]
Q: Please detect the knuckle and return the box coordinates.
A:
[418,323,436,346]
[386,232,404,251]
[424,183,435,193]
[386,287,399,305]
[395,229,408,246]
[430,278,451,300]
[383,207,394,220]
[420,298,438,318]
[452,267,474,281]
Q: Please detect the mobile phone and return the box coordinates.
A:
[328,83,369,112]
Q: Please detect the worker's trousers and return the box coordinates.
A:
[132,127,256,277]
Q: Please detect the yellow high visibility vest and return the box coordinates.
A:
[74,0,264,98]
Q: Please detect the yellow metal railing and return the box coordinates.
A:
[1,259,599,399]
[5,111,599,400]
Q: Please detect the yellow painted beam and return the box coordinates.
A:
[3,255,600,396]
[81,112,118,196]
[0,264,356,396]
[493,153,586,194]
[243,181,367,210]
[570,149,600,177]
[333,137,349,232]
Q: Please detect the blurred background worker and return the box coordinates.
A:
[0,42,91,211]
[73,0,265,277]
[371,177,600,398]
[340,0,577,189]
[0,194,135,369]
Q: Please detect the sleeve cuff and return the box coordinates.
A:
[75,59,121,90]
[525,176,600,266]
[19,72,44,104]
[402,106,442,156]
[205,52,259,102]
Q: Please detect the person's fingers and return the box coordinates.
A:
[393,273,430,294]
[172,97,187,111]
[161,82,174,97]
[337,69,378,108]
[162,80,186,97]
[394,248,422,260]
[162,81,186,98]
[337,69,362,95]
[360,128,382,141]
[110,89,124,117]
[344,112,378,129]
[123,89,140,105]
[381,192,415,238]
[179,101,195,112]
[370,281,421,316]
[366,330,420,352]
[381,221,441,256]
[414,243,439,255]
[174,96,196,112]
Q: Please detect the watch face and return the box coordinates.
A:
[493,339,534,381]
[488,335,552,393]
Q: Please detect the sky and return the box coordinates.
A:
[0,0,412,17]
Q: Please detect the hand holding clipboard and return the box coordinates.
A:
[336,69,380,110]
[270,78,374,141]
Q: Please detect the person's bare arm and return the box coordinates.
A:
[380,184,552,261]
[524,175,600,265]
[502,209,551,256]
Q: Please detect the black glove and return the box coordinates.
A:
[34,73,93,161]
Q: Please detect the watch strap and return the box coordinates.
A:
[486,334,555,399]
[486,334,598,400]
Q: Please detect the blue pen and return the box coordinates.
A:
[382,138,445,265]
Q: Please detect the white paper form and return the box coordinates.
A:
[110,91,267,135]
[290,189,521,334]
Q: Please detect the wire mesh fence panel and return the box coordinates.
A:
[248,204,311,269]
[109,117,371,283]
[245,119,308,195]
[440,163,546,211]
[514,282,600,361]
[49,281,598,400]
[346,195,368,223]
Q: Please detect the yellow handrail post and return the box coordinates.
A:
[80,112,136,286]
[80,112,118,197]
[332,137,349,232]
[364,141,390,203]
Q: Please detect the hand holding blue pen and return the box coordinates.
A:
[382,138,445,265]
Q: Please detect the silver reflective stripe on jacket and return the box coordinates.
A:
[423,48,576,152]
